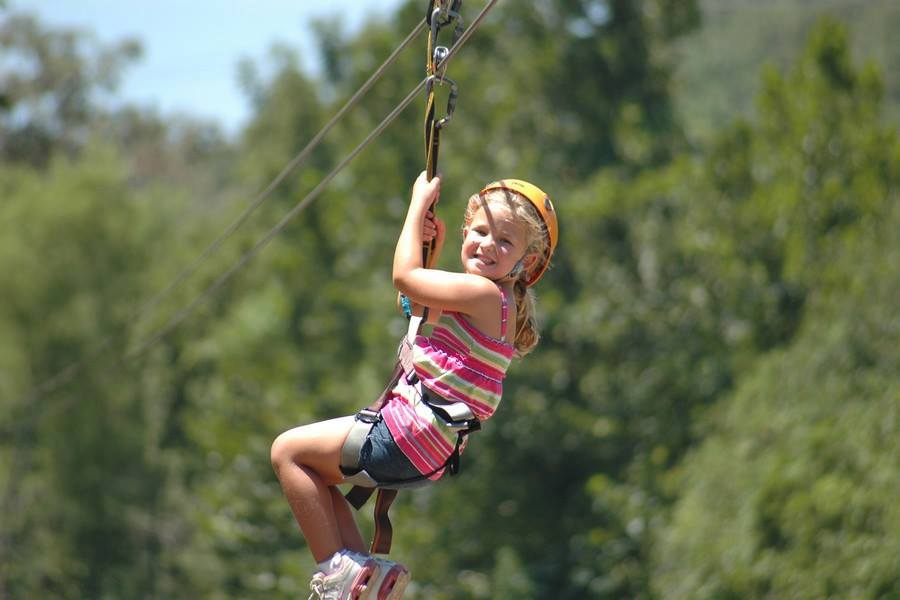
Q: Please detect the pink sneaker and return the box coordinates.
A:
[346,553,409,600]
[308,553,379,600]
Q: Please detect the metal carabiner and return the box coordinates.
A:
[433,45,450,78]
[425,74,458,130]
[425,0,439,26]
[430,4,463,40]
[430,6,463,77]
[430,7,444,41]
[427,0,460,26]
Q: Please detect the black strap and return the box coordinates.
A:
[345,485,376,511]
[367,360,404,414]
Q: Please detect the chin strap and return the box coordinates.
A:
[505,258,525,281]
[490,257,526,285]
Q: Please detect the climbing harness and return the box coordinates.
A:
[342,0,473,556]
[339,314,481,554]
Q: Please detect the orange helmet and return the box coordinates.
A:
[479,179,558,286]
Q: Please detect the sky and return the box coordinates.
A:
[12,0,407,135]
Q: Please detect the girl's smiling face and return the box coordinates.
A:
[461,204,531,280]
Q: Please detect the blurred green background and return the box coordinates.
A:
[1,1,898,598]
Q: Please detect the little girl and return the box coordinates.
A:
[270,171,558,599]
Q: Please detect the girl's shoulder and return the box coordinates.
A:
[454,281,515,343]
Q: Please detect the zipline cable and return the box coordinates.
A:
[6,0,501,412]
[125,80,428,360]
[136,19,428,322]
[18,19,429,402]
[126,0,500,362]
[5,0,500,425]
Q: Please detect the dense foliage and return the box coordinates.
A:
[1,1,897,598]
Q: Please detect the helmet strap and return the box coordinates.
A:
[507,257,525,281]
[492,257,526,284]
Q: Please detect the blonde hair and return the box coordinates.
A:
[464,189,551,357]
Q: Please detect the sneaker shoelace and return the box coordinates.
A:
[308,574,325,600]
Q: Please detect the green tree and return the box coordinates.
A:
[673,0,900,140]
[651,17,900,599]
[651,202,900,599]
[0,13,244,598]
[393,16,898,599]
[0,12,140,166]
[0,149,188,597]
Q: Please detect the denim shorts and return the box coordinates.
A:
[357,419,422,482]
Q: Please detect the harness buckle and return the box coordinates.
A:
[356,408,381,424]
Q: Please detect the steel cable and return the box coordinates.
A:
[125,0,499,360]
[18,19,428,401]
[6,0,500,416]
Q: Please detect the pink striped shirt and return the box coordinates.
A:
[381,289,516,479]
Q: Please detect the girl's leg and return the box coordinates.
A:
[329,486,367,553]
[270,415,364,561]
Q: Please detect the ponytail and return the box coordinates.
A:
[512,278,539,357]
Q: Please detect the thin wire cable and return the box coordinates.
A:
[11,0,500,408]
[125,0,500,361]
[125,81,428,359]
[19,19,427,401]
[135,20,427,321]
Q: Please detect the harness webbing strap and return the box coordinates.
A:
[371,489,399,555]
[340,345,404,554]
[345,484,376,511]
[422,77,440,267]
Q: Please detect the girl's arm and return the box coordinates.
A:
[396,207,444,323]
[393,172,498,315]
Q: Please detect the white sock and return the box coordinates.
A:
[317,551,343,575]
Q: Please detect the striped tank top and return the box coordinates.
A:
[381,288,516,479]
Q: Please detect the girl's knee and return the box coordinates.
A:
[270,430,296,473]
[269,417,353,480]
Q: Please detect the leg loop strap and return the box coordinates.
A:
[340,414,378,480]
